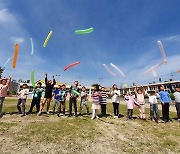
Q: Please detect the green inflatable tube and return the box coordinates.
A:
[75,27,94,34]
[31,70,36,88]
[72,90,80,96]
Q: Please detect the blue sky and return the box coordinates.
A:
[0,0,180,87]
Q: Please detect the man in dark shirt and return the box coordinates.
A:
[69,81,80,117]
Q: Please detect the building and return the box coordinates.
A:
[120,80,180,94]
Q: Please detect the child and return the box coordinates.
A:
[69,81,80,117]
[146,90,160,122]
[57,84,67,117]
[27,82,43,114]
[100,87,107,117]
[111,84,121,119]
[125,91,137,120]
[79,86,89,116]
[0,77,11,117]
[91,84,101,120]
[17,84,29,117]
[134,86,146,120]
[52,85,61,114]
[38,74,56,116]
[169,83,180,122]
[158,85,172,123]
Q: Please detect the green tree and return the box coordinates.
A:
[0,66,3,78]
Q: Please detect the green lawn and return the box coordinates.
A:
[0,99,179,154]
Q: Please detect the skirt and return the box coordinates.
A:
[92,103,100,110]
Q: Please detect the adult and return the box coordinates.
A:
[69,81,80,117]
[37,74,56,116]
[0,77,11,117]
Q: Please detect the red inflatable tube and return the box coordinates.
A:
[64,61,80,71]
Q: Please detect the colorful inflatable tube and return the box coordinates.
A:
[110,63,125,78]
[157,40,167,64]
[30,38,34,55]
[75,27,94,34]
[43,31,53,47]
[72,90,80,96]
[31,70,36,88]
[12,44,19,68]
[103,64,116,77]
[64,61,80,71]
[3,57,11,69]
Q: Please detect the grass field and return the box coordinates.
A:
[0,99,180,154]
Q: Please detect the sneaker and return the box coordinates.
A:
[91,117,94,120]
[151,118,155,122]
[157,120,161,123]
[57,114,60,117]
[21,114,26,117]
[96,116,99,119]
[37,112,41,116]
[46,111,50,114]
[130,117,134,120]
[26,112,31,115]
[178,119,180,122]
[114,116,116,119]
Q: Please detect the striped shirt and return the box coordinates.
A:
[92,91,101,104]
[100,91,107,104]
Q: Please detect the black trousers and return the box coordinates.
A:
[162,103,170,122]
[127,109,133,119]
[28,98,41,113]
[113,102,119,116]
[175,102,180,119]
[69,97,77,115]
[101,104,106,116]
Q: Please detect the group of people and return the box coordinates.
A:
[0,74,180,123]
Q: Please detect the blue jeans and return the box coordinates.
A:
[150,104,160,120]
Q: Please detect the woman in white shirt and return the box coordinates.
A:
[111,84,121,119]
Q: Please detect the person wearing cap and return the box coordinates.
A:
[69,81,80,117]
[169,83,180,122]
[27,82,43,114]
[0,77,11,117]
[17,84,29,117]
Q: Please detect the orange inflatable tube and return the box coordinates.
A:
[12,44,19,68]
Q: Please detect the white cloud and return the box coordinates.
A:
[10,37,25,44]
[0,8,15,23]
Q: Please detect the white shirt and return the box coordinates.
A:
[147,93,160,104]
[111,90,121,103]
[18,89,29,99]
[173,92,180,103]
